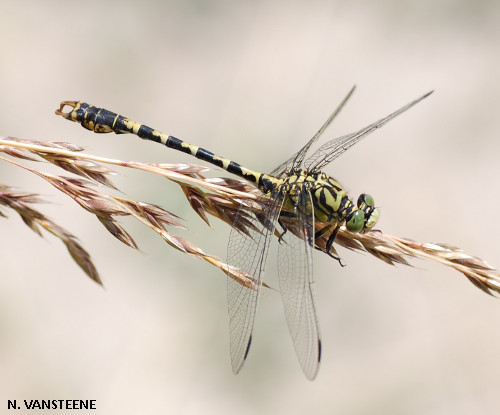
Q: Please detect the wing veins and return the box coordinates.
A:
[305,90,434,170]
[227,190,285,374]
[277,187,321,380]
[270,86,356,177]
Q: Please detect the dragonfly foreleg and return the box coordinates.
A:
[277,209,300,243]
[315,224,345,267]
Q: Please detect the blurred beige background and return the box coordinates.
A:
[1,0,500,414]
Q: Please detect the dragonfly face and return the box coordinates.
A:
[354,193,380,232]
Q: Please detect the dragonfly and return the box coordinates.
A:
[56,87,432,379]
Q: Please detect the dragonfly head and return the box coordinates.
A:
[345,194,379,233]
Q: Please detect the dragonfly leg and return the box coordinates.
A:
[277,209,299,243]
[314,223,332,240]
[325,226,339,253]
[277,218,288,243]
[326,249,345,267]
[315,225,345,267]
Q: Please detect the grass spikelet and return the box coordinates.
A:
[1,135,499,297]
[0,184,101,284]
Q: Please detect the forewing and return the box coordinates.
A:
[277,188,321,380]
[227,190,285,374]
[305,90,433,170]
[270,86,356,177]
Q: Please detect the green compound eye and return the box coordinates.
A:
[346,210,365,233]
[364,194,375,207]
[358,193,375,208]
[365,207,380,230]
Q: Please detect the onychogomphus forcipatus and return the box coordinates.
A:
[57,87,432,379]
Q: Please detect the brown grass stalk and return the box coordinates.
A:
[1,136,499,296]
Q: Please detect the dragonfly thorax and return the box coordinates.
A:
[280,168,379,233]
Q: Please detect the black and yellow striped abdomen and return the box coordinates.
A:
[60,101,278,193]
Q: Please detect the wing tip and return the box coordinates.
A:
[423,90,434,99]
[231,335,253,375]
[244,335,253,359]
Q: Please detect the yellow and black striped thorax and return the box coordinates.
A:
[279,168,355,224]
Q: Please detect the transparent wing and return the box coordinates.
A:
[270,86,356,178]
[227,190,285,374]
[277,188,321,380]
[305,90,434,170]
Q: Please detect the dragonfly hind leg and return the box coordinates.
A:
[277,218,288,243]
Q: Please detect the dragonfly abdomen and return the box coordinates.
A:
[57,101,273,188]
